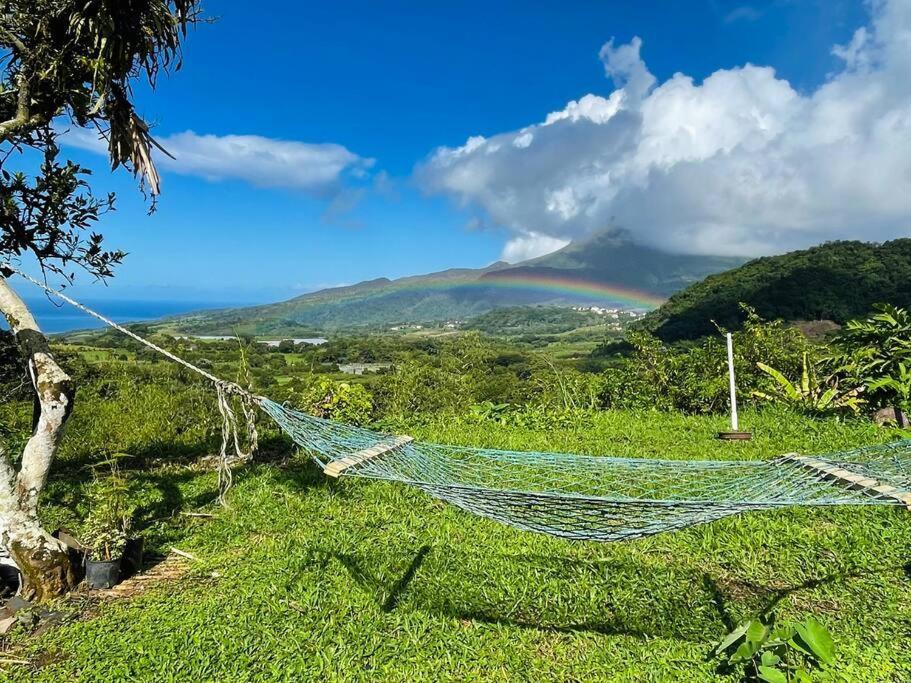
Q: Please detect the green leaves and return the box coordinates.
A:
[714,614,836,681]
[293,378,374,426]
[757,362,800,400]
[834,304,911,412]
[754,352,864,416]
[469,401,511,423]
[714,620,752,655]
[794,616,836,667]
[757,665,787,683]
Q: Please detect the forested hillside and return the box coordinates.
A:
[640,240,911,340]
[464,306,606,335]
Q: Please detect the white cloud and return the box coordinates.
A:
[599,36,656,104]
[64,128,373,195]
[724,5,763,24]
[501,232,570,263]
[417,0,911,257]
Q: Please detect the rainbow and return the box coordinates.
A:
[472,273,665,308]
[366,272,666,309]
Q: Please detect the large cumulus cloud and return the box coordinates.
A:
[417,0,911,260]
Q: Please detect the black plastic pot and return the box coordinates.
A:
[0,557,21,597]
[85,557,121,589]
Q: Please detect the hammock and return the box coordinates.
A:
[260,399,911,541]
[7,267,911,542]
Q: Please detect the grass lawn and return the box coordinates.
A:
[4,403,911,681]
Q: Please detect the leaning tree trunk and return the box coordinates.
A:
[0,275,77,601]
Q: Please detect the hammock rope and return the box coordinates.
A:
[3,267,259,504]
[5,264,911,541]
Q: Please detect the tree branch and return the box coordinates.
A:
[0,72,40,142]
[0,27,27,54]
[0,276,73,515]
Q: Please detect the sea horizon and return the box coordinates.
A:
[19,298,248,334]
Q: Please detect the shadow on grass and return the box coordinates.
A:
[42,432,318,565]
[322,542,908,643]
[51,425,295,480]
[704,561,909,622]
[139,440,330,523]
[331,544,432,612]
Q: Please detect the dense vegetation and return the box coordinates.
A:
[640,240,911,341]
[55,303,911,426]
[1,359,909,680]
[3,300,911,678]
[464,305,638,337]
[465,305,603,335]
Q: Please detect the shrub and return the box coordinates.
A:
[715,614,836,682]
[830,303,911,412]
[294,378,374,426]
[528,357,605,411]
[598,308,811,414]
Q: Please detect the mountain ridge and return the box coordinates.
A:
[160,230,745,335]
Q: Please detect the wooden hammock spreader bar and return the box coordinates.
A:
[779,453,911,509]
[323,436,414,478]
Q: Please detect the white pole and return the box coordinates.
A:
[727,332,738,432]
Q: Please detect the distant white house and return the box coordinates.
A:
[570,306,621,315]
[338,362,390,375]
[178,335,327,346]
[261,338,328,347]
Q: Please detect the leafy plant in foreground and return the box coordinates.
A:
[714,614,835,682]
[753,352,863,416]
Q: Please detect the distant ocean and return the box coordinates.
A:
[20,298,238,334]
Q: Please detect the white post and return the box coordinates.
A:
[727,332,738,432]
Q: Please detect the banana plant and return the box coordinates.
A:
[754,352,864,415]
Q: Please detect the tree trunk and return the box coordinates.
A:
[0,275,77,601]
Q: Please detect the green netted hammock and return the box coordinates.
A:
[260,399,911,541]
[8,267,911,542]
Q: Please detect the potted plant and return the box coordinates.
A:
[80,457,135,589]
[82,509,129,589]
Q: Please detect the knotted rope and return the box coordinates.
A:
[2,265,259,505]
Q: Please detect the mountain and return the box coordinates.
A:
[162,230,744,335]
[491,230,743,294]
[639,239,911,341]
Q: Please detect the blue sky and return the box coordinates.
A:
[26,0,907,302]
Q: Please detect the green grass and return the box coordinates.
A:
[5,402,911,681]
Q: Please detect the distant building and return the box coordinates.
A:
[261,338,328,347]
[178,335,328,346]
[338,362,390,375]
[570,306,621,315]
